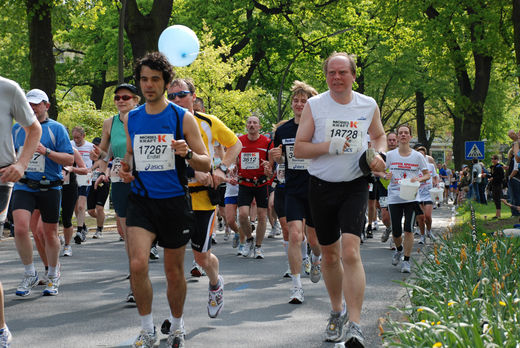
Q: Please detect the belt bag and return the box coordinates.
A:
[189,185,220,205]
[239,176,268,186]
[19,177,63,191]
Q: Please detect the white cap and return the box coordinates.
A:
[26,89,49,104]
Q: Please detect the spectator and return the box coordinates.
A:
[489,155,504,219]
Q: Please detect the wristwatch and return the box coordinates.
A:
[45,148,51,156]
[184,149,193,160]
[218,163,228,174]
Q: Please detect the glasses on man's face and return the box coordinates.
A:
[167,91,191,100]
[114,95,133,101]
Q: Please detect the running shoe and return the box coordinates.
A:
[366,225,373,239]
[418,235,426,245]
[274,220,281,235]
[0,326,12,348]
[74,231,82,245]
[190,261,205,277]
[413,226,419,237]
[303,257,311,275]
[401,260,411,273]
[207,275,224,318]
[389,239,396,250]
[93,230,102,239]
[16,273,39,297]
[38,271,48,286]
[223,227,230,241]
[244,239,254,258]
[237,244,245,256]
[167,329,185,348]
[218,217,224,231]
[132,327,157,348]
[310,262,321,283]
[232,233,239,248]
[372,221,378,231]
[119,236,124,241]
[211,234,217,245]
[250,222,255,232]
[59,235,65,246]
[325,310,348,342]
[427,230,437,241]
[63,245,72,257]
[381,227,391,243]
[283,265,291,278]
[267,227,276,238]
[42,274,60,296]
[289,286,304,304]
[149,246,160,260]
[392,250,402,266]
[254,246,264,259]
[81,228,87,242]
[126,291,135,303]
[343,320,365,348]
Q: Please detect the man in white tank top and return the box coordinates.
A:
[294,52,386,347]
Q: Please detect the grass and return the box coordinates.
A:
[381,201,520,347]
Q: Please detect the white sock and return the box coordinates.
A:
[170,315,184,332]
[140,313,154,333]
[291,273,302,288]
[301,238,308,257]
[24,263,36,276]
[283,240,289,255]
[47,266,58,278]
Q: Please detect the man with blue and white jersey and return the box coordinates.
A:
[11,89,73,297]
[118,52,210,348]
[294,52,386,347]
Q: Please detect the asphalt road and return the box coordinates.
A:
[0,205,453,348]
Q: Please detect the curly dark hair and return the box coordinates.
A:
[134,52,175,89]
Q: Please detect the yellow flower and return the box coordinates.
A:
[499,301,506,306]
[421,319,426,323]
[437,321,441,325]
[482,233,487,237]
[448,301,456,306]
[417,308,424,312]
[433,343,443,348]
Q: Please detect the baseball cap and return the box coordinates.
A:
[92,137,102,146]
[26,89,49,104]
[115,83,138,95]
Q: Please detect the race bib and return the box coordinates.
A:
[276,163,285,184]
[286,145,311,170]
[379,196,388,208]
[240,152,259,170]
[110,157,122,183]
[19,146,45,173]
[325,119,364,154]
[133,134,175,172]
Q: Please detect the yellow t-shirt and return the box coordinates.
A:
[190,111,238,210]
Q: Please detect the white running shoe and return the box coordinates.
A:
[310,262,321,283]
[427,230,437,241]
[254,246,264,259]
[418,235,426,245]
[245,239,254,258]
[283,265,291,278]
[0,325,12,348]
[237,244,246,256]
[93,230,102,239]
[392,250,402,266]
[289,286,304,304]
[149,246,160,260]
[167,329,185,348]
[43,274,60,296]
[232,233,240,248]
[274,221,281,235]
[63,245,72,257]
[190,261,205,277]
[267,227,276,238]
[16,273,39,297]
[401,260,411,273]
[207,275,224,318]
[343,321,365,347]
[303,257,311,275]
[132,328,157,348]
[325,310,349,342]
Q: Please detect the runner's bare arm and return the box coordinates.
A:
[0,120,42,183]
[180,111,211,172]
[37,143,73,167]
[367,106,386,172]
[294,104,329,158]
[91,117,112,161]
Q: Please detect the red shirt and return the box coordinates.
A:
[238,134,272,185]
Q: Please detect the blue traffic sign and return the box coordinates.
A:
[465,141,485,160]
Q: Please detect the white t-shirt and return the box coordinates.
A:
[0,77,37,169]
[386,148,429,204]
[71,140,94,169]
[307,90,377,182]
[418,162,436,202]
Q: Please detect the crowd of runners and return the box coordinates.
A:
[0,51,457,348]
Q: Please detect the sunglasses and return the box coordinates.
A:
[114,95,133,101]
[167,91,191,100]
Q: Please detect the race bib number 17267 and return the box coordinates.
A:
[133,134,175,172]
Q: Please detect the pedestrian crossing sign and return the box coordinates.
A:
[465,141,485,160]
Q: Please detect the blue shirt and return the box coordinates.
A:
[12,118,73,192]
[127,102,186,199]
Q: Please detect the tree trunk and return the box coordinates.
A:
[415,90,426,146]
[26,0,57,120]
[123,0,172,66]
[90,70,108,110]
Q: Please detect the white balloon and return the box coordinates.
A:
[158,25,200,67]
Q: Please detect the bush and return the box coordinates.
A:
[58,100,113,140]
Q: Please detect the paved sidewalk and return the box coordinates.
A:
[0,204,454,347]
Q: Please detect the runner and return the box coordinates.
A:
[415,146,437,244]
[237,116,273,259]
[166,78,241,318]
[71,126,94,243]
[0,76,42,347]
[118,52,210,348]
[294,52,386,346]
[12,89,74,297]
[386,124,430,274]
[271,80,321,304]
[87,137,109,239]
